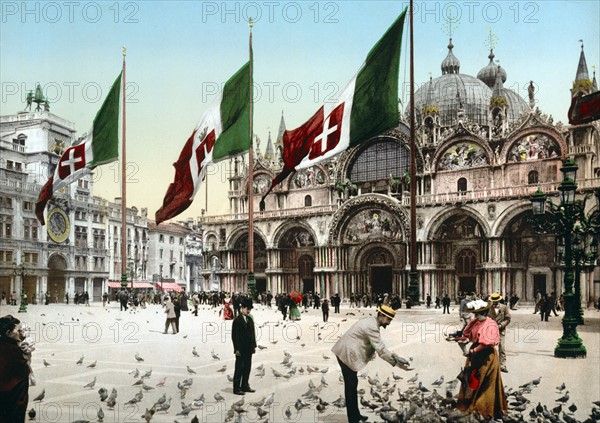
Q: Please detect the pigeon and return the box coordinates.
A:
[97,407,104,422]
[256,407,268,419]
[156,377,167,387]
[84,377,97,389]
[407,373,419,383]
[76,356,84,365]
[432,376,444,386]
[141,407,155,422]
[176,405,192,416]
[135,353,144,362]
[141,369,153,379]
[192,347,199,357]
[142,383,154,391]
[87,360,97,368]
[98,388,108,402]
[154,393,167,406]
[211,349,220,360]
[214,392,225,402]
[43,359,51,367]
[264,393,275,407]
[33,389,45,402]
[106,397,116,409]
[552,404,562,414]
[255,368,265,378]
[28,408,36,420]
[217,365,227,373]
[568,403,577,414]
[285,406,292,419]
[187,366,197,374]
[132,378,144,386]
[130,368,140,378]
[556,382,566,391]
[556,391,570,403]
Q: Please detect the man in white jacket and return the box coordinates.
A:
[332,305,401,423]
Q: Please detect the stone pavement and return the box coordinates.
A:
[1,301,598,422]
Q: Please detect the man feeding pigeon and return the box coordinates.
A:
[332,305,410,423]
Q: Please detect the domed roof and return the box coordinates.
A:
[477,49,507,88]
[498,88,530,121]
[413,73,492,127]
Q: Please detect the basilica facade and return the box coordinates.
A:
[199,41,600,306]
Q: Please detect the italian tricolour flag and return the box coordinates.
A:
[36,73,122,225]
[268,9,407,191]
[155,62,251,224]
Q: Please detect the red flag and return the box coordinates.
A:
[568,91,600,125]
[155,128,215,225]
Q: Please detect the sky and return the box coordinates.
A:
[1,1,599,221]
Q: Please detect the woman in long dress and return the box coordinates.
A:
[289,299,301,321]
[223,297,234,320]
[456,300,507,420]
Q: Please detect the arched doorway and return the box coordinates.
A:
[298,254,315,293]
[48,254,67,303]
[456,248,477,293]
[362,247,394,294]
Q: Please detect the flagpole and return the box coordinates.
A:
[120,47,130,291]
[408,0,419,303]
[247,18,256,299]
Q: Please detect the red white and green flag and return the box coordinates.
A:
[36,73,122,225]
[155,62,251,224]
[266,9,407,193]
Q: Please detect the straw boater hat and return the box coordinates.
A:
[376,304,396,319]
[466,299,492,314]
[489,292,503,303]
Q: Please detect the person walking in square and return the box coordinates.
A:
[232,298,257,395]
[333,293,341,313]
[488,293,511,373]
[322,299,330,322]
[332,305,406,423]
[442,294,451,314]
[426,294,432,308]
[163,296,177,334]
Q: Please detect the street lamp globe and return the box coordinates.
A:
[531,187,547,215]
[559,178,577,205]
[560,158,578,182]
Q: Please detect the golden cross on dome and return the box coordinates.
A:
[485,28,498,51]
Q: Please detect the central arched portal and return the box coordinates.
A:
[456,248,477,293]
[47,254,68,303]
[362,247,395,294]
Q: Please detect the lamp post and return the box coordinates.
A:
[12,261,31,313]
[529,158,598,358]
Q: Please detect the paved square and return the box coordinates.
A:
[3,302,599,422]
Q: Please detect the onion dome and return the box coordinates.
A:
[441,38,460,75]
[477,49,507,88]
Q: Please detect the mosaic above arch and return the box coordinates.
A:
[507,134,560,162]
[344,209,403,243]
[253,174,272,194]
[291,167,327,189]
[436,141,489,171]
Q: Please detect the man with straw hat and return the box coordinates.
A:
[332,304,410,423]
[488,292,511,373]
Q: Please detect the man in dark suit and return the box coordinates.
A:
[231,297,257,395]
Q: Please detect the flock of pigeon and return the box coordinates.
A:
[22,308,600,423]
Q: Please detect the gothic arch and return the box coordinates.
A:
[424,206,489,241]
[353,241,400,272]
[272,223,317,249]
[227,227,268,250]
[48,253,68,270]
[335,127,422,182]
[328,193,408,245]
[492,201,536,236]
[431,133,492,172]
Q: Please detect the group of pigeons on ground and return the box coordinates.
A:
[23,308,600,423]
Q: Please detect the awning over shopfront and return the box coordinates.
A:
[156,282,184,292]
[107,281,155,289]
